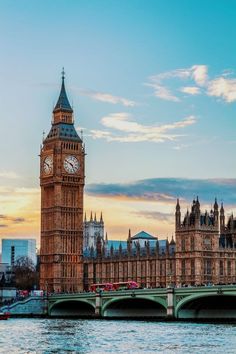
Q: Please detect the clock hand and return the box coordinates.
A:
[65,159,74,168]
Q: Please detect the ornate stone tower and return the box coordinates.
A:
[175,198,219,286]
[40,71,85,293]
[83,212,104,250]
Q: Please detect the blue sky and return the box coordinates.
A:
[0,0,236,243]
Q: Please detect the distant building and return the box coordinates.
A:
[83,198,236,289]
[0,263,13,285]
[2,239,37,266]
[83,212,105,249]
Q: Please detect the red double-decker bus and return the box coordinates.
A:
[90,281,139,292]
[113,281,139,290]
[90,283,114,292]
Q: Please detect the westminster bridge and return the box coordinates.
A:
[47,285,236,320]
[3,285,236,319]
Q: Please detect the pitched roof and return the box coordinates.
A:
[107,240,127,250]
[46,123,82,142]
[131,231,157,240]
[53,76,73,113]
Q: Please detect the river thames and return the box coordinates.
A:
[0,319,236,354]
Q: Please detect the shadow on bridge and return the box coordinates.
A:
[103,298,166,318]
[176,295,236,320]
[49,300,95,317]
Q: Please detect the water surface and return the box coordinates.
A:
[0,318,236,353]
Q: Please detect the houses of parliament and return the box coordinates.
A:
[39,74,236,293]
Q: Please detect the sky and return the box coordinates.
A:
[0,0,236,246]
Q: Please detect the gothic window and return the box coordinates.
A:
[228,260,231,276]
[203,236,212,250]
[204,259,211,275]
[132,262,137,277]
[124,263,128,278]
[106,263,110,279]
[181,238,185,251]
[191,259,195,275]
[141,262,146,277]
[182,259,185,275]
[220,260,224,276]
[169,261,173,273]
[190,237,194,251]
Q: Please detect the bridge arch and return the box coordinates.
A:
[102,296,167,318]
[49,299,95,317]
[176,293,236,319]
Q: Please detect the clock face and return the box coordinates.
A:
[64,155,79,174]
[43,156,53,175]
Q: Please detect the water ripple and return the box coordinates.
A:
[0,319,236,354]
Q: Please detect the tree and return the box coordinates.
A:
[12,256,39,290]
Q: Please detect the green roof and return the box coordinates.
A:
[131,231,157,240]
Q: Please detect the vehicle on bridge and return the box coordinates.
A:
[0,312,10,320]
[113,281,139,290]
[90,281,139,292]
[90,283,114,292]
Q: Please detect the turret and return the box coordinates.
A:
[170,234,175,245]
[127,229,132,253]
[119,243,123,257]
[110,244,114,257]
[185,209,190,227]
[220,203,225,233]
[195,196,200,226]
[100,212,103,223]
[214,198,219,226]
[175,199,181,229]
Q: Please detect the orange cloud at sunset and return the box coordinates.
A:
[84,194,175,241]
[0,186,40,245]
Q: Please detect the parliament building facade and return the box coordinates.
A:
[40,75,236,292]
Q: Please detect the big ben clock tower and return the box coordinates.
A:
[40,71,85,293]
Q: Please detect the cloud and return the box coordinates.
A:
[180,86,201,95]
[173,144,189,150]
[86,177,236,206]
[150,64,236,103]
[207,77,236,103]
[12,217,25,223]
[89,113,196,143]
[0,215,7,219]
[133,210,174,223]
[150,65,208,86]
[191,65,208,86]
[78,89,136,107]
[145,83,180,102]
[147,65,208,102]
[0,186,40,241]
[0,214,26,224]
[0,171,20,179]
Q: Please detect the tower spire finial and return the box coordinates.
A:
[62,67,65,81]
[53,69,73,114]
